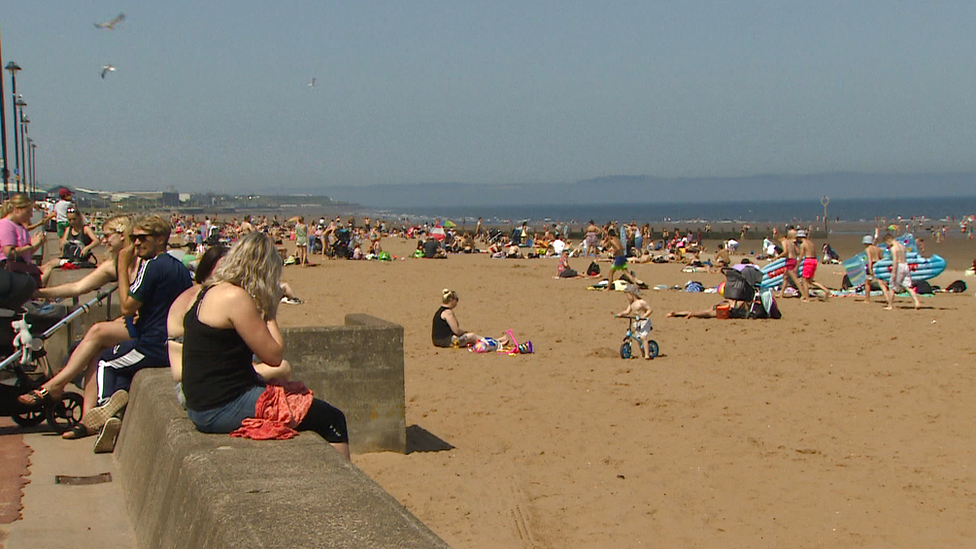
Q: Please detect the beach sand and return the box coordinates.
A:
[274,233,976,549]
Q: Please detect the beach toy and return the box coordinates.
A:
[469,337,499,353]
[497,330,533,355]
[513,341,534,354]
[717,281,726,297]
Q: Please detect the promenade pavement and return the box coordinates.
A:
[0,416,137,549]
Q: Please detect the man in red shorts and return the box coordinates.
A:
[796,230,831,302]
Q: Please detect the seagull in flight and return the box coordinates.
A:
[95,13,125,30]
[100,65,117,79]
[308,78,317,87]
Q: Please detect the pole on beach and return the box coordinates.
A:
[17,103,26,194]
[21,115,29,195]
[0,30,8,197]
[6,61,20,195]
[821,196,829,236]
[29,140,35,196]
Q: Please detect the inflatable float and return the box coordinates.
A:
[760,233,945,291]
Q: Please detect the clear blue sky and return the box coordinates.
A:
[3,1,975,194]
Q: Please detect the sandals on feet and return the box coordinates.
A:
[62,423,93,440]
[17,388,54,407]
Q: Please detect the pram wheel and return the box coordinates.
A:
[12,408,45,428]
[45,392,83,434]
[646,340,660,359]
[619,341,632,359]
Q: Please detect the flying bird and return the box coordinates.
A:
[95,13,125,30]
[100,65,117,79]
[308,78,317,87]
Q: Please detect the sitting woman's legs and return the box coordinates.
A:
[186,385,264,433]
[297,397,350,460]
[27,317,129,402]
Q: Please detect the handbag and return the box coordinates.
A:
[6,257,42,287]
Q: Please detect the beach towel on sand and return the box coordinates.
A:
[231,381,314,440]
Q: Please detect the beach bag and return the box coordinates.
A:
[377,251,391,261]
[760,290,782,319]
[586,262,600,276]
[912,280,933,294]
[5,258,42,287]
[946,280,967,293]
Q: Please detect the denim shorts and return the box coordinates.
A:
[186,385,264,433]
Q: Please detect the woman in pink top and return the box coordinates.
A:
[0,193,47,265]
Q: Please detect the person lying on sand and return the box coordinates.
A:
[666,300,745,319]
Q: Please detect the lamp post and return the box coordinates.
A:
[25,136,32,196]
[29,140,35,197]
[821,196,830,235]
[20,115,29,195]
[6,62,20,194]
[0,60,9,195]
[14,97,26,193]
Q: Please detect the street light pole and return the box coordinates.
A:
[20,115,28,195]
[6,62,20,194]
[15,98,26,193]
[0,55,9,195]
[25,136,32,196]
[29,140,35,196]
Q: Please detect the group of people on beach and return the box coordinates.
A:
[5,192,349,458]
[4,191,944,462]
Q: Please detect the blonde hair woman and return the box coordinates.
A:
[35,215,133,299]
[169,232,349,459]
[293,216,308,266]
[431,289,482,348]
[0,193,46,265]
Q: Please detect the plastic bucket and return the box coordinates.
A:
[715,303,730,319]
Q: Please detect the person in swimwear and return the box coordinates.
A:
[860,235,889,304]
[882,233,921,310]
[796,230,831,302]
[605,228,627,290]
[774,231,801,298]
[584,220,601,257]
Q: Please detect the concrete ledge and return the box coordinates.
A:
[117,369,451,549]
[283,314,406,454]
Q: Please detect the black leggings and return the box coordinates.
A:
[297,398,349,443]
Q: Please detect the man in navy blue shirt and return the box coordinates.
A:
[94,215,192,408]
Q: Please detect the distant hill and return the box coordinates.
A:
[291,172,976,208]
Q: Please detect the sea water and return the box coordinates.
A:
[383,196,976,228]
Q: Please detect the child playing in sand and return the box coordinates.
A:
[613,285,654,360]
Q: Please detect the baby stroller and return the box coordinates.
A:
[330,228,352,259]
[485,228,506,245]
[0,271,105,433]
[721,266,766,319]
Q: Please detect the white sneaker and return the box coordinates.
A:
[93,417,122,454]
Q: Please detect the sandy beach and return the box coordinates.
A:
[273,232,975,549]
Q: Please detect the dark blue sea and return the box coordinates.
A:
[383,196,976,229]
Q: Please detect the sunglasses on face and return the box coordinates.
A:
[132,233,156,242]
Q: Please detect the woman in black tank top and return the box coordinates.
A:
[431,288,482,348]
[169,232,350,459]
[60,208,99,262]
